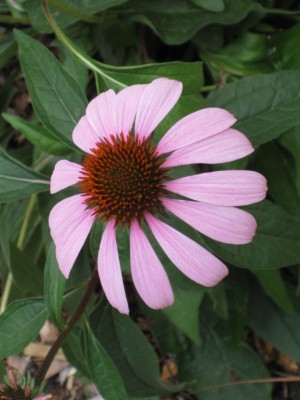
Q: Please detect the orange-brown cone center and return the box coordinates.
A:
[79,133,169,226]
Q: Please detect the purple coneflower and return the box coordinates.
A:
[49,78,267,314]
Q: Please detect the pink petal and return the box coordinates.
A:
[50,160,83,194]
[72,116,100,154]
[86,89,117,139]
[130,219,174,309]
[157,108,237,154]
[163,198,257,244]
[49,194,95,278]
[163,128,254,168]
[145,213,228,287]
[165,170,267,206]
[115,84,146,138]
[98,220,129,314]
[135,78,182,139]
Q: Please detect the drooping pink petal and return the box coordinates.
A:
[163,198,257,244]
[135,78,182,139]
[50,160,83,194]
[130,219,174,309]
[163,128,254,168]
[157,108,237,154]
[115,84,145,138]
[86,89,117,139]
[72,116,99,153]
[98,220,129,314]
[145,213,228,287]
[49,194,95,278]
[165,170,267,206]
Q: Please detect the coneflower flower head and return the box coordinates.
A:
[49,78,267,314]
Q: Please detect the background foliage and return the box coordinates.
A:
[1,0,300,399]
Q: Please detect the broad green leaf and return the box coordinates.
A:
[127,0,258,45]
[252,269,294,314]
[44,243,66,328]
[278,125,300,194]
[249,141,300,217]
[200,33,272,76]
[43,7,203,94]
[62,326,90,378]
[269,23,300,70]
[162,268,204,345]
[83,320,128,400]
[0,361,5,380]
[14,30,86,149]
[247,286,300,363]
[2,113,71,156]
[216,269,250,347]
[191,0,225,12]
[0,299,47,359]
[90,303,175,396]
[0,147,49,203]
[10,243,43,296]
[207,70,300,147]
[26,0,129,33]
[206,282,228,320]
[26,0,77,33]
[0,32,16,68]
[203,200,300,269]
[180,337,271,400]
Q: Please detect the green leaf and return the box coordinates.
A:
[0,147,49,203]
[162,269,204,345]
[26,0,129,33]
[62,326,90,378]
[200,33,272,76]
[207,70,300,147]
[191,0,225,12]
[206,282,228,320]
[14,29,86,149]
[252,269,295,314]
[83,320,128,400]
[0,361,5,380]
[43,7,203,94]
[249,141,300,217]
[44,243,66,328]
[247,285,300,363]
[0,32,17,68]
[278,124,300,193]
[203,200,300,269]
[90,303,174,397]
[128,0,258,45]
[10,243,43,296]
[268,23,300,71]
[2,113,71,156]
[0,299,48,359]
[180,338,271,400]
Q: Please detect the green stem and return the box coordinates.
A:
[200,84,218,93]
[0,274,13,314]
[0,195,37,313]
[16,194,37,250]
[35,268,99,386]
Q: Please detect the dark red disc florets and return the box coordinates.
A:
[79,133,169,226]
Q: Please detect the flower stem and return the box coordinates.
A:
[35,268,99,386]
